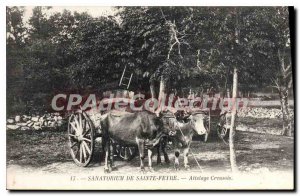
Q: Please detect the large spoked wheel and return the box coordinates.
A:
[114,143,137,161]
[68,111,94,167]
[217,125,229,145]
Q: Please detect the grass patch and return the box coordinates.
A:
[7,128,71,166]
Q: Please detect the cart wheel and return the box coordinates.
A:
[115,144,137,161]
[68,111,94,167]
[217,125,229,145]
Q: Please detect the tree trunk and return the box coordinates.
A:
[150,79,156,99]
[229,67,239,172]
[229,8,240,173]
[158,76,166,112]
[227,88,230,98]
[277,49,292,136]
[279,86,292,136]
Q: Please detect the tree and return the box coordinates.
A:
[119,7,198,96]
[118,7,170,95]
[6,6,27,115]
[28,6,53,40]
[229,67,239,172]
[228,8,240,173]
[246,7,293,136]
[6,6,26,46]
[270,8,293,136]
[21,7,93,112]
[68,15,124,90]
[25,7,70,97]
[7,6,293,121]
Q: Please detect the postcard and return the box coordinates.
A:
[6,6,294,190]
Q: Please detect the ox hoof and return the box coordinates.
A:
[104,168,110,173]
[174,163,180,171]
[165,160,170,165]
[139,168,146,173]
[184,165,190,170]
[110,165,117,171]
[157,160,162,165]
[148,167,154,173]
[111,167,118,171]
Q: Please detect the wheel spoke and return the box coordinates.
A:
[119,148,125,158]
[74,115,81,134]
[79,144,83,163]
[82,143,87,161]
[124,148,128,159]
[82,128,91,137]
[79,113,83,131]
[75,145,80,159]
[69,134,76,138]
[83,141,91,154]
[70,142,78,148]
[83,138,91,143]
[70,122,79,134]
[83,118,87,130]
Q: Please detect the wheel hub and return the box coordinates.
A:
[77,135,84,141]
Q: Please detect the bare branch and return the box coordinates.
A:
[159,8,186,60]
[167,42,177,60]
[284,70,292,79]
[288,78,293,89]
[159,8,167,22]
[284,64,291,73]
[271,77,281,91]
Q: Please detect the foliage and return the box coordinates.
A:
[6,6,292,115]
[68,16,124,89]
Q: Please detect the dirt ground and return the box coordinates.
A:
[6,118,294,175]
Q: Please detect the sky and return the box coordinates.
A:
[22,6,117,23]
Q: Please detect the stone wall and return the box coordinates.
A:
[7,113,65,131]
[238,107,294,119]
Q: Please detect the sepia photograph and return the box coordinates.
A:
[6,6,295,190]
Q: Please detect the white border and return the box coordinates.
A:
[1,1,298,195]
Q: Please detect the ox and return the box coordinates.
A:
[100,110,168,172]
[159,110,209,170]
